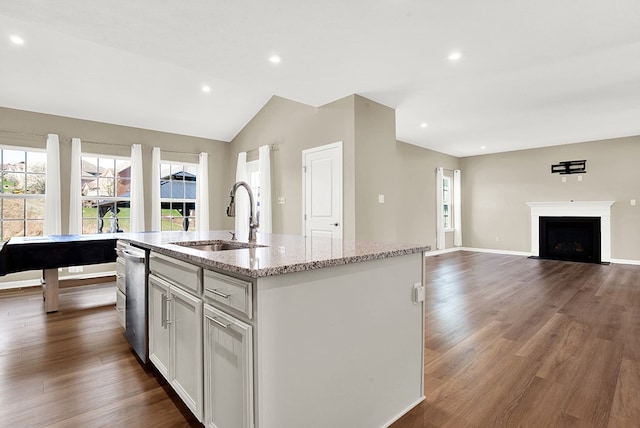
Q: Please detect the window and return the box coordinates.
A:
[246,160,261,223]
[81,155,131,233]
[442,175,451,230]
[0,148,46,241]
[160,162,197,231]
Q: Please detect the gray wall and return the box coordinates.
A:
[395,142,459,249]
[229,94,460,248]
[460,136,640,260]
[3,100,639,286]
[228,95,357,238]
[354,96,397,242]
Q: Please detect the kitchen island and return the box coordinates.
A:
[122,231,428,428]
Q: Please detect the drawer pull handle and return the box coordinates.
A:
[165,296,172,325]
[208,288,231,299]
[210,317,230,329]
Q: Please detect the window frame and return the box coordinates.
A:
[159,161,198,232]
[80,153,132,234]
[442,174,454,232]
[245,159,261,224]
[0,146,47,241]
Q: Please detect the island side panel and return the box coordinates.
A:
[255,252,424,428]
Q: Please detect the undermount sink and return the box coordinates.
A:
[171,240,267,252]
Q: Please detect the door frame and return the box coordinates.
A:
[301,141,343,238]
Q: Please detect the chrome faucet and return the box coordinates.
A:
[227,181,259,243]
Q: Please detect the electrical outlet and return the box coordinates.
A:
[632,199,637,206]
[562,177,567,183]
[277,196,286,204]
[578,175,583,182]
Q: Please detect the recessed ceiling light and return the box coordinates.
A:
[480,146,486,150]
[420,122,428,128]
[448,51,462,61]
[269,55,281,64]
[10,35,24,45]
[202,85,211,93]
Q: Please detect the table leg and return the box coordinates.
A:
[42,268,59,313]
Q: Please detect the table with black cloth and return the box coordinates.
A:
[0,234,119,312]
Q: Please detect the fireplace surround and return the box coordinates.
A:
[527,201,614,263]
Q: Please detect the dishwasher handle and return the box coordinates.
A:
[121,248,146,263]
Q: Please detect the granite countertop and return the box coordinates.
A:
[122,231,429,278]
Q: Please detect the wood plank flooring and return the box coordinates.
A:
[0,283,199,427]
[391,251,640,428]
[1,252,639,427]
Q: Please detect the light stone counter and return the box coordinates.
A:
[122,230,429,278]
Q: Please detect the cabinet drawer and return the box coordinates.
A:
[203,270,252,319]
[116,289,126,328]
[150,252,201,295]
[116,257,126,294]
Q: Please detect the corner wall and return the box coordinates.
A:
[353,96,398,242]
[395,142,459,249]
[227,95,357,238]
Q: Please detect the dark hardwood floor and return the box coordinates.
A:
[1,252,639,427]
[0,282,199,427]
[392,251,640,428]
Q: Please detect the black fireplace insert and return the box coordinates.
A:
[539,216,601,264]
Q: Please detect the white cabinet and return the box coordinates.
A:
[148,272,203,421]
[148,273,171,378]
[115,244,127,328]
[204,304,253,428]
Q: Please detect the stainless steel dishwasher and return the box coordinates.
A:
[118,243,149,363]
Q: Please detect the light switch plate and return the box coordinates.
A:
[413,283,424,303]
[378,194,384,203]
[632,199,637,206]
[277,196,286,204]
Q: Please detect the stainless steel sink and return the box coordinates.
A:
[171,240,267,252]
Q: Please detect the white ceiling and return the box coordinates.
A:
[1,0,639,157]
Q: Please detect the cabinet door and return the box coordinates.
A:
[204,304,253,428]
[148,274,171,379]
[170,284,204,421]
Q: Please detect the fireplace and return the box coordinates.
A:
[539,217,601,263]
[527,201,614,263]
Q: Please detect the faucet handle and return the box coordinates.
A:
[229,231,237,241]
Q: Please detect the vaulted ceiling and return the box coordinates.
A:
[2,1,639,157]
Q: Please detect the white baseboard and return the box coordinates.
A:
[426,247,640,266]
[460,247,532,257]
[382,395,425,428]
[610,258,640,266]
[425,247,461,256]
[0,270,116,290]
[426,247,531,257]
[0,278,42,290]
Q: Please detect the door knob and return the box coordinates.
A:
[331,222,339,226]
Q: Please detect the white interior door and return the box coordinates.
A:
[302,142,343,239]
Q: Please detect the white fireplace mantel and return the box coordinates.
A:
[527,201,615,262]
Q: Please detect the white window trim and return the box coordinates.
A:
[80,152,131,234]
[0,146,47,240]
[159,160,198,232]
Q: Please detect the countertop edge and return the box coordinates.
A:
[131,241,429,278]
